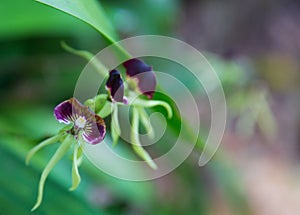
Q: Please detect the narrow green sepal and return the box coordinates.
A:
[61,41,107,76]
[137,107,154,139]
[69,143,81,191]
[132,145,157,170]
[131,107,157,169]
[31,135,74,211]
[111,104,121,146]
[131,98,173,119]
[26,134,62,165]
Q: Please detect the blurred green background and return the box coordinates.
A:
[1,0,300,214]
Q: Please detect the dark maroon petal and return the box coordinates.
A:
[123,58,152,77]
[54,98,78,124]
[106,69,124,103]
[123,58,156,99]
[82,114,106,144]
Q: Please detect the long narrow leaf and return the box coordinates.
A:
[35,0,118,43]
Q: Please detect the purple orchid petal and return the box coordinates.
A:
[82,114,106,144]
[54,98,106,144]
[123,58,156,99]
[54,98,76,124]
[106,69,125,103]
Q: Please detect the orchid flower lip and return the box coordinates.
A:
[54,98,106,144]
[75,116,87,128]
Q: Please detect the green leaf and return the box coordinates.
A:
[35,0,118,43]
[0,0,92,39]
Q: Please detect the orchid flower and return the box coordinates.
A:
[26,98,105,211]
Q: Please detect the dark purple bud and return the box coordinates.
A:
[106,69,125,103]
[123,58,156,99]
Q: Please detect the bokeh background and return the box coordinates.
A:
[1,0,300,214]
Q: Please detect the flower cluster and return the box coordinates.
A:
[26,58,172,211]
[106,58,156,102]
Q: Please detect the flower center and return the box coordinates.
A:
[75,116,86,128]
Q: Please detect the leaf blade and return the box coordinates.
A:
[35,0,118,42]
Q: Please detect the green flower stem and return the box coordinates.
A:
[131,107,157,169]
[69,142,81,191]
[26,134,62,165]
[31,134,74,211]
[131,98,173,119]
[137,107,154,139]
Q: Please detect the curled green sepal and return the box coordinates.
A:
[85,94,107,112]
[61,41,107,77]
[111,104,121,146]
[69,142,82,191]
[97,100,112,118]
[31,134,74,211]
[131,98,173,119]
[26,134,62,165]
[137,107,154,139]
[131,107,157,169]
